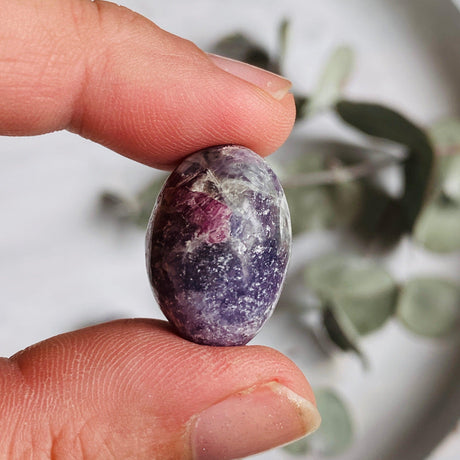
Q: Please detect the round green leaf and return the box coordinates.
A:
[323,305,368,368]
[308,389,354,456]
[282,151,338,234]
[305,255,397,335]
[333,261,397,335]
[285,186,336,235]
[429,118,460,156]
[336,101,434,233]
[306,46,354,117]
[305,254,349,299]
[441,154,460,204]
[414,198,460,253]
[397,278,460,337]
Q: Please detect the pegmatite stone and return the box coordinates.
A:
[146,145,291,346]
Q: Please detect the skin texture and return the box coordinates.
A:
[1,320,317,459]
[0,0,294,169]
[0,0,317,458]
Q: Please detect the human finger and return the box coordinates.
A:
[0,0,295,169]
[1,319,320,459]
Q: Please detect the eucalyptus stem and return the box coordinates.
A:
[281,155,400,189]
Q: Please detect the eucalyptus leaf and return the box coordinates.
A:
[414,196,460,253]
[397,278,460,337]
[212,32,273,71]
[277,18,290,73]
[333,262,397,335]
[306,46,354,118]
[99,174,167,227]
[308,389,354,456]
[285,186,336,235]
[305,254,349,299]
[306,255,397,335]
[332,177,363,227]
[352,188,407,249]
[135,173,168,228]
[336,101,435,236]
[294,94,309,122]
[282,138,404,246]
[281,150,366,233]
[99,190,140,220]
[323,305,368,367]
[429,118,460,156]
[282,149,328,176]
[283,152,336,234]
[440,154,460,204]
[305,254,368,364]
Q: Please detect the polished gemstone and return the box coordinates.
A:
[146,145,291,346]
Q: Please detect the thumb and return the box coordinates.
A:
[1,0,295,169]
[1,319,320,459]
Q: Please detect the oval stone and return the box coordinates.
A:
[146,145,291,346]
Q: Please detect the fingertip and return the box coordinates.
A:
[1,0,295,167]
[207,53,292,102]
[2,319,318,458]
[190,381,320,460]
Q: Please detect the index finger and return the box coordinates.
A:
[0,0,295,169]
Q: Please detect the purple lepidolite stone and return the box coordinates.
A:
[146,145,291,346]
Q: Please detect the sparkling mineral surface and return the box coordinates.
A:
[146,145,291,346]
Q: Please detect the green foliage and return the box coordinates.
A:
[305,255,397,335]
[97,23,460,458]
[331,264,397,335]
[99,173,167,228]
[303,253,400,367]
[286,185,336,235]
[397,278,460,337]
[440,154,460,203]
[209,22,457,459]
[306,46,354,118]
[135,174,168,227]
[282,152,338,234]
[277,18,290,72]
[322,304,368,368]
[99,30,460,453]
[336,101,435,240]
[414,194,460,253]
[304,254,351,298]
[429,118,460,156]
[211,32,275,72]
[309,389,354,455]
[281,147,373,235]
[99,190,140,220]
[294,94,309,123]
[414,120,460,252]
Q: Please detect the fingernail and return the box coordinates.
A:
[208,53,292,101]
[190,381,321,460]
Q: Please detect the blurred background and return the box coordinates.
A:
[1,0,459,458]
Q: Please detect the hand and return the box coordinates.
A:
[0,1,320,459]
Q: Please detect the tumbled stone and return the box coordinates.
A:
[146,145,291,346]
